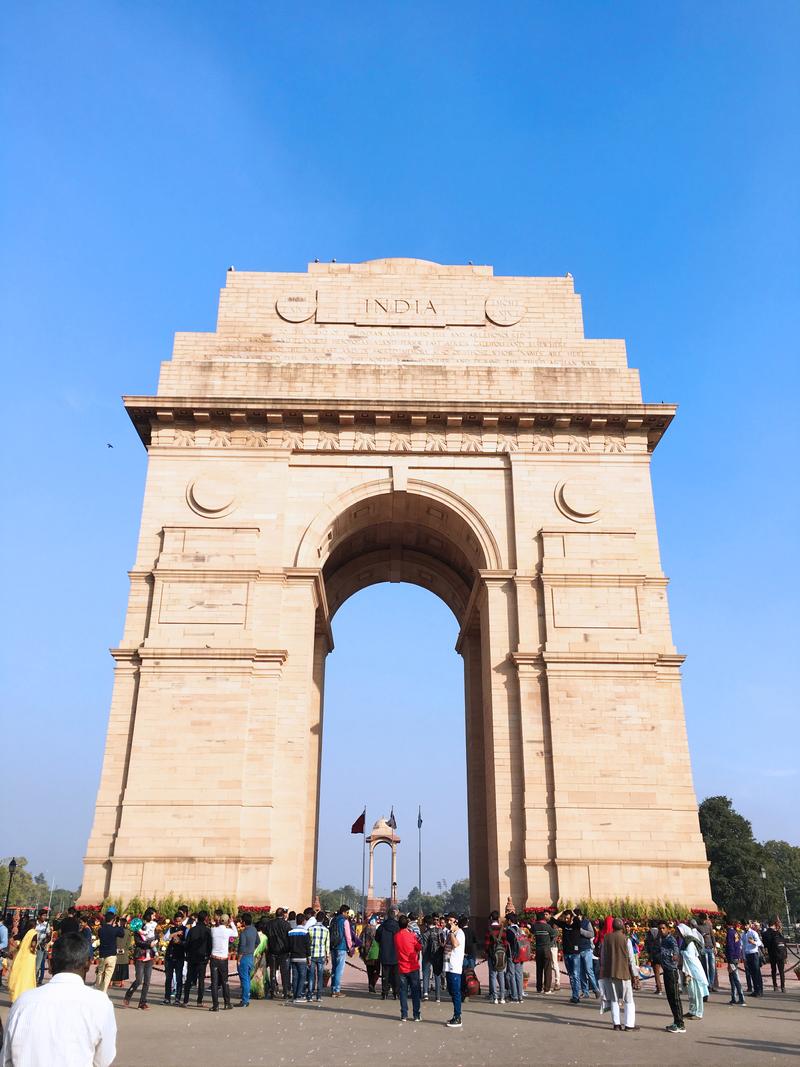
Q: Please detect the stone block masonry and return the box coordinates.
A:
[79,258,713,912]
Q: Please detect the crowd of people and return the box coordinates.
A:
[0,901,794,1063]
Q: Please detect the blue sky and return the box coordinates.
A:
[1,1,797,895]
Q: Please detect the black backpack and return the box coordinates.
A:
[329,917,342,950]
[490,933,508,971]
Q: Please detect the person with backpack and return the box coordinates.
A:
[421,916,442,1002]
[763,919,788,993]
[362,919,381,994]
[329,905,354,998]
[484,919,509,1004]
[376,906,400,1000]
[265,908,291,999]
[503,913,526,1003]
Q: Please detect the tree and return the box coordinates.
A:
[698,797,784,919]
[0,857,77,913]
[316,885,360,913]
[761,840,800,922]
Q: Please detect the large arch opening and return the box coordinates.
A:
[315,583,468,907]
[305,484,496,918]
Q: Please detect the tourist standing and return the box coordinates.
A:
[394,914,423,1022]
[376,906,400,1000]
[288,913,311,1003]
[308,911,330,1003]
[266,907,291,999]
[182,911,211,1006]
[162,915,186,1005]
[3,932,116,1067]
[696,912,718,991]
[123,909,158,1011]
[724,919,745,1005]
[574,909,600,999]
[34,909,51,987]
[553,909,584,1004]
[763,919,787,993]
[362,919,381,994]
[421,915,442,1002]
[544,909,561,991]
[742,920,764,997]
[208,911,237,1011]
[485,919,509,1004]
[678,923,708,1019]
[531,912,556,994]
[443,913,465,1028]
[330,905,355,998]
[598,917,638,1031]
[504,913,524,1003]
[645,919,664,996]
[460,915,478,971]
[235,913,258,1008]
[658,921,686,1033]
[95,910,125,994]
[8,928,38,1003]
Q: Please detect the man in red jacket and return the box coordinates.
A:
[394,915,423,1022]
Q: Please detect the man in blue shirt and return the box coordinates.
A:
[658,921,685,1033]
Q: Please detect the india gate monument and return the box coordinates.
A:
[80,258,713,914]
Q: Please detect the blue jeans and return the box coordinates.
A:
[399,969,421,1019]
[291,960,309,1000]
[331,948,347,993]
[728,963,744,1003]
[309,958,325,1000]
[506,960,523,1001]
[564,952,581,999]
[579,948,599,994]
[446,971,462,1017]
[488,963,506,999]
[237,954,253,1004]
[422,960,441,998]
[703,948,716,988]
[744,953,763,996]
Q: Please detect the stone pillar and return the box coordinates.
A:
[459,624,491,920]
[477,571,526,911]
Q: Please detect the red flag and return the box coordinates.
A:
[351,808,366,834]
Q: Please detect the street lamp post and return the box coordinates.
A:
[3,858,17,919]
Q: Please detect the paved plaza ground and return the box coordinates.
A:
[3,958,798,1066]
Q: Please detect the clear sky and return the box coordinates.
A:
[1,1,797,896]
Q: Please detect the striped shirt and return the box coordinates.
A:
[308,923,330,959]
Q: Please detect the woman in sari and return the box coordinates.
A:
[677,923,709,1019]
[8,928,38,1002]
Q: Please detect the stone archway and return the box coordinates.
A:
[79,258,714,912]
[298,479,507,920]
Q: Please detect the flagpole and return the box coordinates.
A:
[418,807,422,902]
[361,805,367,919]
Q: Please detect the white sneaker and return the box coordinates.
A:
[492,997,498,1004]
[500,998,506,1004]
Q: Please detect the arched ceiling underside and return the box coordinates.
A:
[319,490,486,626]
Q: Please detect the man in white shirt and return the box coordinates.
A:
[742,920,764,997]
[3,931,116,1067]
[443,913,465,1028]
[208,911,238,1011]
